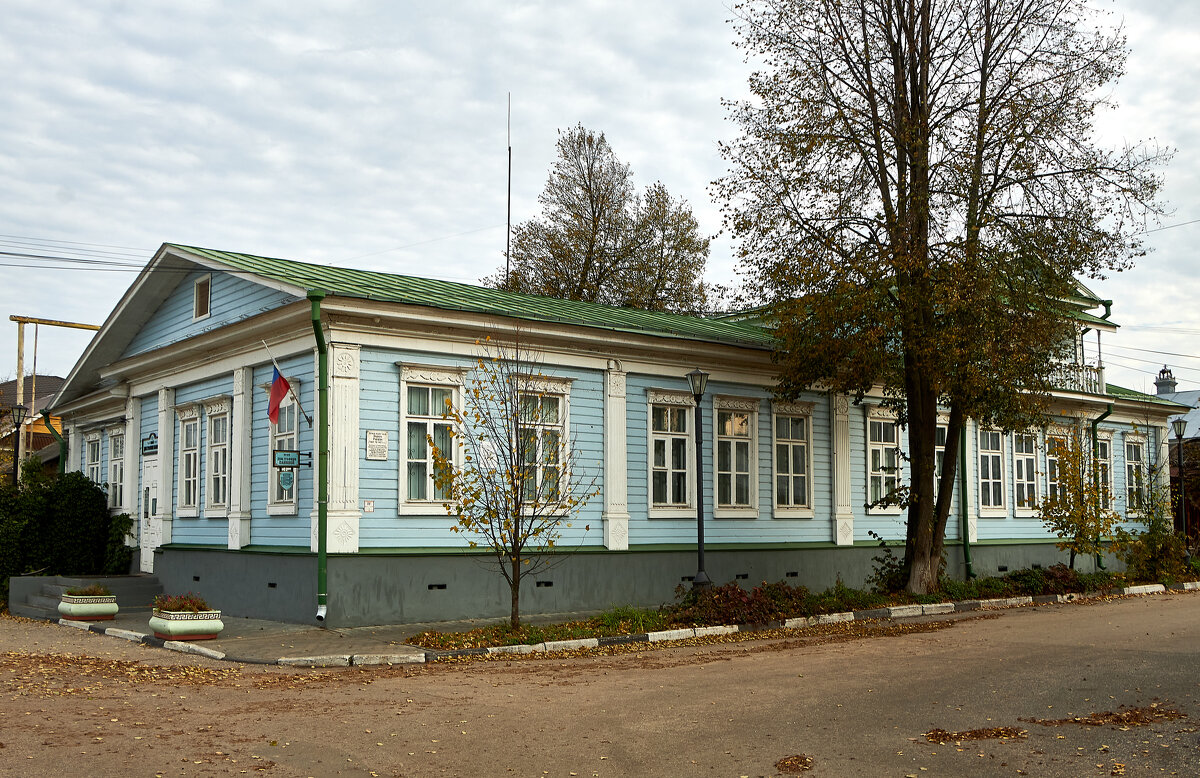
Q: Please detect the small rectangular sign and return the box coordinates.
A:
[273,450,301,468]
[365,430,389,461]
[141,433,158,456]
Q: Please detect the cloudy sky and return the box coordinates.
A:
[2,0,1197,398]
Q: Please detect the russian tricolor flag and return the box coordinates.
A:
[268,367,290,424]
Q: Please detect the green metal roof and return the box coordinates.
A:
[169,244,774,349]
[1104,384,1190,408]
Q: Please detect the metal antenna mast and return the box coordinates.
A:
[506,92,512,286]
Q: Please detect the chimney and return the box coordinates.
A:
[1155,365,1177,396]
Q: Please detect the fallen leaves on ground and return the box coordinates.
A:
[0,650,240,698]
[432,618,962,664]
[775,753,814,773]
[924,726,1027,743]
[1022,703,1186,728]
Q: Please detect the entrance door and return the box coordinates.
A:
[139,456,158,573]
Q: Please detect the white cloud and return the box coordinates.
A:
[0,0,1193,395]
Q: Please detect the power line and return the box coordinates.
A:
[1144,217,1200,234]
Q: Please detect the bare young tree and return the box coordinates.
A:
[430,334,597,629]
[717,0,1169,592]
[487,124,715,314]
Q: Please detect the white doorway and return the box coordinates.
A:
[139,455,159,573]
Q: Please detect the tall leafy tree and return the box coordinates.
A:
[716,0,1168,592]
[488,124,714,313]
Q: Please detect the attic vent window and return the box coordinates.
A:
[193,274,211,320]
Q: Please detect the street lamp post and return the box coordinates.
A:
[1172,417,1188,548]
[10,403,28,487]
[687,368,711,589]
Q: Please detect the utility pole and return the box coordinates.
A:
[10,315,100,467]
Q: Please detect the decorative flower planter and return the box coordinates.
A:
[149,609,224,640]
[58,593,119,621]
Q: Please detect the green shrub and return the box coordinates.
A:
[0,472,135,608]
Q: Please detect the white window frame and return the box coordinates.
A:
[175,404,201,518]
[267,381,299,516]
[203,397,231,517]
[772,401,814,518]
[85,433,102,485]
[933,417,951,503]
[107,428,125,510]
[515,376,571,509]
[1046,432,1067,505]
[398,365,464,515]
[865,406,902,515]
[1013,432,1038,514]
[192,273,211,321]
[1124,433,1146,516]
[647,390,696,518]
[978,428,1006,516]
[1096,434,1113,510]
[714,396,759,518]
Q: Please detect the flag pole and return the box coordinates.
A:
[261,340,313,427]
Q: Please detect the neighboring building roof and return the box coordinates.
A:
[1105,383,1192,409]
[1155,389,1200,438]
[168,244,775,350]
[0,375,65,414]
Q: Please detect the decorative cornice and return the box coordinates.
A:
[774,400,815,416]
[648,389,694,406]
[400,364,466,385]
[172,402,201,420]
[202,394,232,416]
[515,374,573,396]
[715,395,761,412]
[863,403,897,420]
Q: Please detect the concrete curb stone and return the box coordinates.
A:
[646,628,695,642]
[278,655,351,667]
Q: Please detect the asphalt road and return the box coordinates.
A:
[2,592,1199,777]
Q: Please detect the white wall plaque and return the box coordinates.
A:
[363,499,375,513]
[365,430,389,461]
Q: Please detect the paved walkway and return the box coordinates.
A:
[54,606,480,666]
[49,582,1199,668]
[52,605,606,666]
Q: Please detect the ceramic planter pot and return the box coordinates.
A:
[149,609,224,640]
[58,594,119,621]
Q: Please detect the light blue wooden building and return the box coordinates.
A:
[51,244,1181,626]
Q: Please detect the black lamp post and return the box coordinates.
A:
[1173,417,1188,546]
[687,368,711,589]
[10,403,28,487]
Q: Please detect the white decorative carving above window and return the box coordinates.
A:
[647,389,694,406]
[400,364,466,385]
[715,395,761,412]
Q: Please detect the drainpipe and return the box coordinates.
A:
[40,410,67,475]
[308,290,329,623]
[1091,403,1114,570]
[959,423,975,579]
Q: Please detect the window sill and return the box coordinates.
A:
[714,507,759,519]
[267,504,298,516]
[773,508,815,519]
[648,506,696,519]
[1014,509,1038,518]
[980,509,1008,518]
[205,508,229,519]
[178,509,198,519]
[398,502,453,517]
[866,508,902,516]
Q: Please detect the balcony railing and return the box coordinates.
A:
[1050,362,1105,395]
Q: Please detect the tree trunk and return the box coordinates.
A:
[510,554,521,629]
